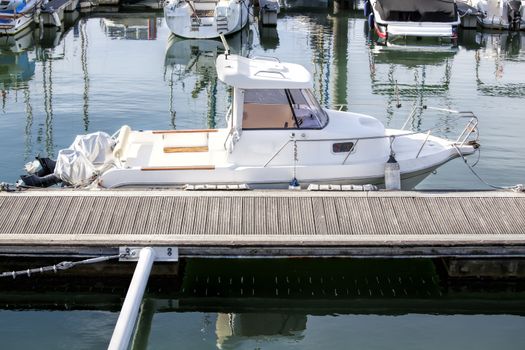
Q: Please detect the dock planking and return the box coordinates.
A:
[0,190,524,258]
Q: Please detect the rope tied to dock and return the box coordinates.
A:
[452,144,524,192]
[0,253,127,279]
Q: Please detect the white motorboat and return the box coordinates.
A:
[364,0,460,43]
[20,53,479,189]
[164,0,253,39]
[0,0,41,35]
[475,0,524,30]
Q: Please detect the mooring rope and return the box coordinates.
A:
[452,144,524,192]
[0,254,126,279]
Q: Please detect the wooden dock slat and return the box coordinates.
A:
[207,197,221,235]
[312,197,328,235]
[277,197,291,235]
[254,197,266,236]
[218,197,232,235]
[193,197,209,234]
[45,196,73,235]
[242,197,255,235]
[181,197,197,235]
[157,196,176,235]
[0,191,523,257]
[230,196,243,236]
[266,197,279,235]
[169,197,186,235]
[83,196,109,235]
[323,197,341,235]
[301,197,316,235]
[423,198,452,235]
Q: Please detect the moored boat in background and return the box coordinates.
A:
[0,0,41,35]
[475,0,524,30]
[164,0,253,39]
[364,0,460,43]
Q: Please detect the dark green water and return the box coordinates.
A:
[1,258,525,349]
[0,4,524,349]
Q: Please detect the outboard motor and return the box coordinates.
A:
[507,0,522,31]
[19,156,62,188]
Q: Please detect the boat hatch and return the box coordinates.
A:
[242,89,329,130]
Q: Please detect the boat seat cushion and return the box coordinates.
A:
[242,103,296,129]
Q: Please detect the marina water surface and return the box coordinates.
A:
[0,5,524,350]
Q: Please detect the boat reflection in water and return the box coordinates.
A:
[0,27,36,91]
[100,14,160,40]
[0,258,524,348]
[215,313,306,348]
[472,31,525,98]
[367,40,458,128]
[164,27,252,128]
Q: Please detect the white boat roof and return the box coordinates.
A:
[216,54,313,89]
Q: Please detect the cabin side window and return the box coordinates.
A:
[242,89,328,130]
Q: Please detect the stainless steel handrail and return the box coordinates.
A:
[401,105,479,158]
[254,70,286,78]
[222,106,235,151]
[262,107,479,166]
[251,55,281,62]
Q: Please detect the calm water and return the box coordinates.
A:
[1,258,525,349]
[0,4,525,349]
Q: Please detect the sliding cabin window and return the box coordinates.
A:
[242,89,328,130]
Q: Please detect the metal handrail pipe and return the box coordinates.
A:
[108,247,156,350]
[262,113,478,167]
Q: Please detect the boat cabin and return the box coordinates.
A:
[216,54,327,132]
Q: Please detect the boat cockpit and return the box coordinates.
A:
[242,88,328,130]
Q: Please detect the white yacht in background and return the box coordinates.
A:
[164,0,253,39]
[0,0,41,35]
[475,0,524,30]
[364,0,460,42]
[21,53,479,189]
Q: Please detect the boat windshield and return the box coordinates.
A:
[242,89,328,130]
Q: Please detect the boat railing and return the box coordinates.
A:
[264,135,385,167]
[402,105,479,158]
[223,105,235,151]
[251,55,281,63]
[263,107,479,166]
[254,70,286,78]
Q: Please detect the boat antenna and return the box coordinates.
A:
[220,34,230,59]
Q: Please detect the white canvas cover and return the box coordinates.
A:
[69,131,115,164]
[54,132,115,186]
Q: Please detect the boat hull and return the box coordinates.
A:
[164,0,252,39]
[476,0,525,30]
[367,0,460,41]
[0,0,40,35]
[98,148,471,190]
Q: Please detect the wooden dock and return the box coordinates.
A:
[0,190,524,258]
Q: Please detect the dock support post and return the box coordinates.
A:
[108,247,156,350]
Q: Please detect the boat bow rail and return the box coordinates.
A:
[262,105,479,167]
[401,105,480,157]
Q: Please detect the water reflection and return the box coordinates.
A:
[215,313,306,349]
[473,32,525,98]
[0,258,524,349]
[100,15,160,40]
[367,43,456,126]
[0,29,36,91]
[164,28,253,128]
